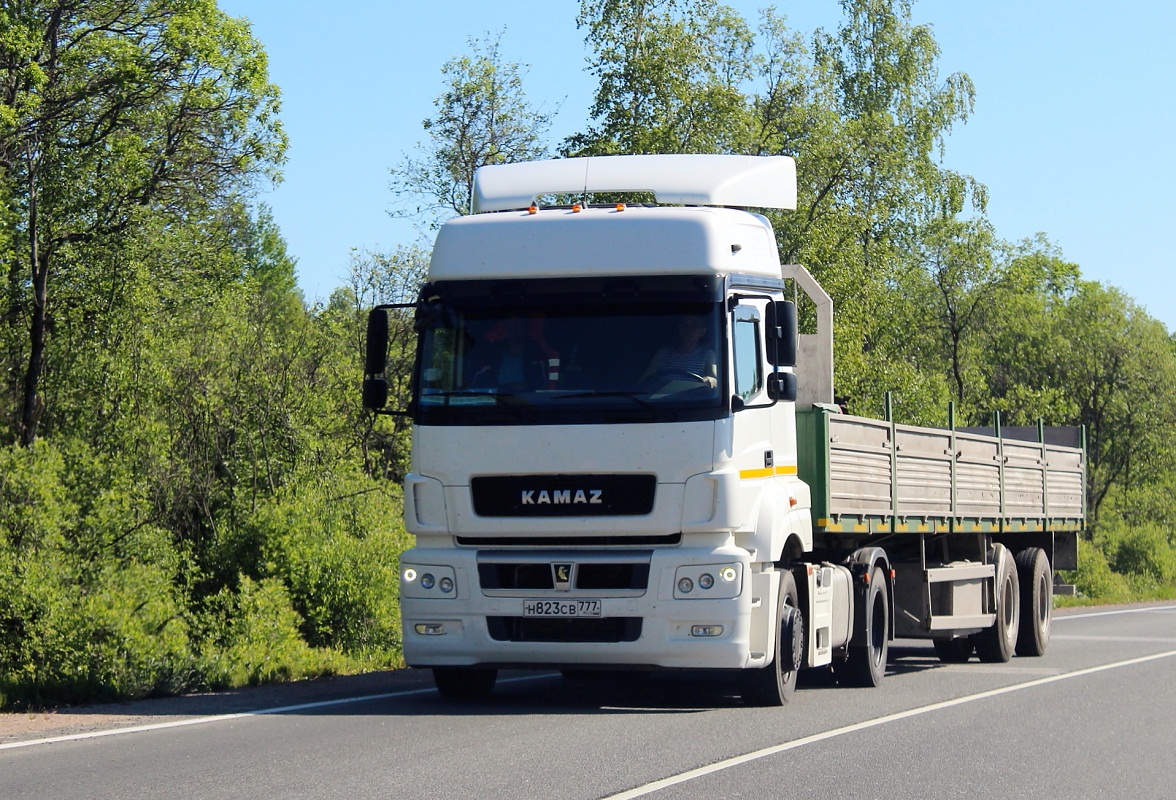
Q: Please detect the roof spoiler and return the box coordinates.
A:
[472,154,797,213]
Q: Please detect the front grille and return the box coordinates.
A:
[487,616,642,643]
[477,552,651,592]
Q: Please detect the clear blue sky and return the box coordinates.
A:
[218,0,1176,331]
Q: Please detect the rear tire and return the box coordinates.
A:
[974,545,1020,663]
[740,570,802,706]
[433,666,498,700]
[844,566,889,687]
[1014,547,1052,657]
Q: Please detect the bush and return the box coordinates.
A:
[1107,524,1176,588]
[0,441,196,708]
[232,468,408,656]
[1060,540,1131,604]
[196,576,329,688]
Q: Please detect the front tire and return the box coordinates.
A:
[1014,547,1052,657]
[740,570,802,706]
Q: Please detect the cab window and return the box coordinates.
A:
[732,305,762,401]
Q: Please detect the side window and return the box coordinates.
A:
[732,305,762,401]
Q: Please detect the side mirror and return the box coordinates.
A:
[767,372,798,402]
[768,300,797,368]
[363,377,389,411]
[365,309,389,377]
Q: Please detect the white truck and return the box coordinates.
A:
[363,154,1085,705]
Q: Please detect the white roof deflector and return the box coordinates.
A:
[472,154,797,213]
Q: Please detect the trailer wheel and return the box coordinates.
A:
[933,638,974,663]
[844,566,889,687]
[974,545,1020,663]
[739,570,802,706]
[433,666,498,701]
[1014,547,1052,657]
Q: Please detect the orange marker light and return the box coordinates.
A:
[571,203,582,213]
[528,204,538,214]
[615,203,626,212]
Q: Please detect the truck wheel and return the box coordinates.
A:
[433,666,498,700]
[844,566,889,687]
[739,570,802,706]
[933,638,974,663]
[1014,547,1052,657]
[974,545,1020,663]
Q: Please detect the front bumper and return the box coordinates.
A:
[400,543,762,670]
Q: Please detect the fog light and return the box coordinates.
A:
[691,625,724,637]
[420,573,436,590]
[698,573,715,590]
[439,576,454,593]
[678,577,694,594]
[720,566,738,582]
[403,568,417,582]
[414,623,446,636]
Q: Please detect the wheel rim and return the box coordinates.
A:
[1001,572,1017,630]
[1036,569,1051,630]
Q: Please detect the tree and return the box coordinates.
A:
[1051,283,1176,518]
[390,32,551,227]
[565,0,757,155]
[973,235,1080,425]
[1,0,286,445]
[911,216,1003,411]
[752,0,981,421]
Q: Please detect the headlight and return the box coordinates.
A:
[401,564,458,599]
[674,563,743,599]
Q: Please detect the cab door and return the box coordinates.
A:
[728,298,776,495]
[726,296,806,546]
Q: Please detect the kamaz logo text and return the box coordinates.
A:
[520,489,603,505]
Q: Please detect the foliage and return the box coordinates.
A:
[565,0,758,155]
[389,32,552,227]
[1,0,287,446]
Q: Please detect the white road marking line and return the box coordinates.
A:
[1055,604,1176,620]
[0,674,549,752]
[600,649,1176,800]
[1052,635,1176,643]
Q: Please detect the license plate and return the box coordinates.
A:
[523,599,602,618]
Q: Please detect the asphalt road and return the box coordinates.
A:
[3,603,1175,800]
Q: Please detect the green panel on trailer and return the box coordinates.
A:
[796,407,832,522]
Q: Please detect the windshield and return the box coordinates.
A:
[413,279,726,425]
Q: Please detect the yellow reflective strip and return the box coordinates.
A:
[739,467,775,480]
[775,465,798,476]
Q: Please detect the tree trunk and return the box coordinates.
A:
[19,160,48,447]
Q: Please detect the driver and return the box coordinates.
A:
[641,315,718,388]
